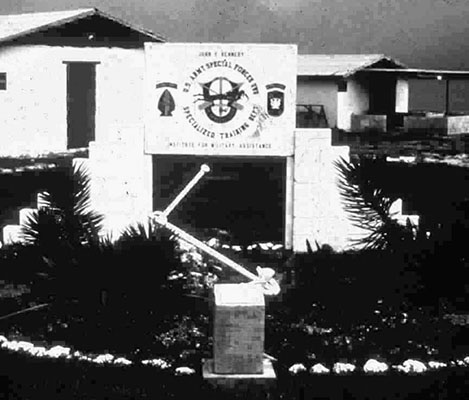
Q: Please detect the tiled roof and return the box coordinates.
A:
[0,8,165,44]
[297,54,406,77]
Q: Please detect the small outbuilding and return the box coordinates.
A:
[297,54,407,131]
[297,54,469,135]
[0,8,164,157]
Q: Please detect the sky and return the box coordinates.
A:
[1,0,469,70]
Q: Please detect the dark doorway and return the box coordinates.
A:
[65,62,96,149]
[369,74,396,114]
[368,74,397,129]
[153,156,286,244]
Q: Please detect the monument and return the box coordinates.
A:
[213,283,265,374]
[151,164,279,389]
[201,282,277,389]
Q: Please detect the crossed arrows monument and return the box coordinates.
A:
[151,164,279,388]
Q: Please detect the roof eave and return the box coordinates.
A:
[297,74,342,78]
[93,8,166,42]
[362,68,469,78]
[0,8,95,44]
[343,55,407,78]
[0,8,166,45]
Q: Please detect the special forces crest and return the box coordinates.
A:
[266,83,285,117]
[194,77,249,124]
[155,59,289,142]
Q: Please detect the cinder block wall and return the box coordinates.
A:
[88,128,152,239]
[88,127,366,250]
[292,129,365,252]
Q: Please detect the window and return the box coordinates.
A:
[0,73,6,90]
[337,80,347,92]
[296,104,329,128]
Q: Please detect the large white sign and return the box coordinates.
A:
[144,43,297,156]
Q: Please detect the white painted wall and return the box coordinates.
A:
[88,134,153,239]
[0,44,147,156]
[296,78,338,127]
[337,77,369,131]
[292,129,362,252]
[89,128,358,251]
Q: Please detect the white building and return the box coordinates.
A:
[5,8,435,251]
[1,9,469,157]
[297,54,407,131]
[0,8,164,157]
[297,54,469,134]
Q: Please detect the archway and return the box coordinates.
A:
[153,156,286,245]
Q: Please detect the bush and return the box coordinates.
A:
[99,221,183,314]
[334,157,416,250]
[333,156,469,311]
[6,163,191,321]
[286,249,422,327]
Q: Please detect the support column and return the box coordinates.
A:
[336,91,349,130]
[292,129,352,252]
[395,78,409,113]
[88,125,152,239]
[445,78,450,115]
[284,156,294,250]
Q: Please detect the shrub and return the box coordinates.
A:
[21,163,103,252]
[334,157,416,251]
[287,248,422,327]
[14,164,187,318]
[332,156,469,311]
[102,221,183,315]
[14,163,103,308]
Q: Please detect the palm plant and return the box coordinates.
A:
[21,163,104,254]
[117,220,180,285]
[109,221,183,310]
[19,163,104,305]
[334,156,416,250]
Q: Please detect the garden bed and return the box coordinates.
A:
[0,154,468,398]
[1,283,469,400]
[1,240,469,399]
[0,344,468,400]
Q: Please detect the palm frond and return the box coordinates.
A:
[21,208,65,249]
[118,220,177,250]
[71,163,94,216]
[115,220,181,293]
[120,222,151,242]
[20,163,104,249]
[306,239,314,254]
[334,157,414,250]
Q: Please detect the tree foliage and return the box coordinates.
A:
[334,156,415,250]
[20,163,104,254]
[14,164,184,314]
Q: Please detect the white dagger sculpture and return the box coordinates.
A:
[150,163,280,296]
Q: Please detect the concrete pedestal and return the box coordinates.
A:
[213,283,265,374]
[202,358,276,390]
[203,283,276,389]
